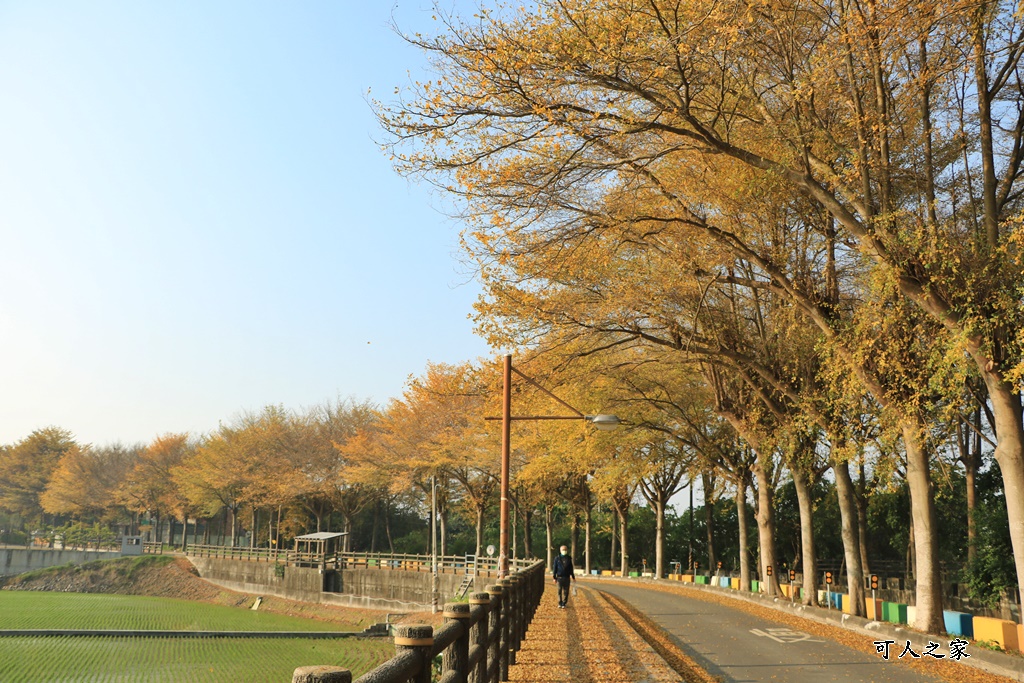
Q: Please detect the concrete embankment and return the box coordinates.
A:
[1,548,120,577]
[187,556,480,610]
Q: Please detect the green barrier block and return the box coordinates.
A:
[751,580,759,592]
[695,575,708,584]
[628,571,639,577]
[882,602,908,624]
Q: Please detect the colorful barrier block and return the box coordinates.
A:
[682,574,693,582]
[882,602,908,624]
[695,575,708,584]
[591,570,599,576]
[865,598,883,620]
[730,578,740,590]
[841,594,853,614]
[831,592,843,610]
[751,580,759,592]
[906,605,916,627]
[628,571,639,577]
[818,590,827,604]
[974,616,1019,651]
[719,576,730,588]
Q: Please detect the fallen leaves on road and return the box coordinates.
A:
[510,584,696,682]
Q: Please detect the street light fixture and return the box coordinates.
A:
[488,354,621,577]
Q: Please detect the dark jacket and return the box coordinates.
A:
[552,554,575,580]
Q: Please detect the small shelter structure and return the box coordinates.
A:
[293,532,346,568]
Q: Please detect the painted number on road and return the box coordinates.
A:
[749,628,824,644]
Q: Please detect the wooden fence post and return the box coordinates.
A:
[498,578,512,678]
[292,666,350,683]
[443,602,471,683]
[394,624,434,683]
[469,592,490,683]
[487,583,505,683]
[506,575,521,664]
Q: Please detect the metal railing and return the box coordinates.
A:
[184,545,536,575]
[291,560,546,683]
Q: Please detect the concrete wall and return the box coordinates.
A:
[187,557,499,610]
[187,557,324,603]
[0,548,121,577]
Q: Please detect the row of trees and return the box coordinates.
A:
[375,0,1024,633]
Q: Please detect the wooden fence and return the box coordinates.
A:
[291,560,546,683]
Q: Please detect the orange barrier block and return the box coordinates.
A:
[974,616,1019,651]
[865,598,882,620]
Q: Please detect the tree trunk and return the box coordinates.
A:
[856,463,871,576]
[619,505,629,576]
[545,504,554,568]
[181,514,188,552]
[250,508,257,549]
[752,460,781,595]
[834,460,866,616]
[791,466,818,606]
[524,508,534,559]
[610,507,618,572]
[584,503,592,574]
[702,471,717,573]
[370,499,380,553]
[903,423,944,633]
[384,501,394,554]
[735,477,751,591]
[476,504,485,558]
[439,509,448,557]
[570,513,579,560]
[985,381,1024,622]
[654,494,665,579]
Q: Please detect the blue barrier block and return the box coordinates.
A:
[719,577,730,588]
[943,611,973,638]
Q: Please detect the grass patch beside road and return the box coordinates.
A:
[0,591,348,631]
[0,635,392,683]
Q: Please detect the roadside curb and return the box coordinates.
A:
[581,576,1024,682]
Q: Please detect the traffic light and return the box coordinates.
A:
[825,571,833,585]
[767,565,773,576]
[717,561,722,569]
[871,574,879,590]
[789,569,796,582]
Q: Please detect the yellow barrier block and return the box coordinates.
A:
[865,598,882,620]
[682,574,693,583]
[1018,624,1024,653]
[780,584,790,597]
[730,578,739,590]
[842,594,853,614]
[600,570,613,576]
[974,616,1019,651]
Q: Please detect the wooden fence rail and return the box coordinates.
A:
[291,560,546,683]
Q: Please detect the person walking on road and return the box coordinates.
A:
[552,545,576,608]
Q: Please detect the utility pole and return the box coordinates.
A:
[431,475,438,613]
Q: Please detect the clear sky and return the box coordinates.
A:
[0,1,493,446]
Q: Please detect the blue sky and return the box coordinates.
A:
[0,1,493,445]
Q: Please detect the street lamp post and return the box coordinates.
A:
[491,354,621,577]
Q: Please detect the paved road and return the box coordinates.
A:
[593,583,944,683]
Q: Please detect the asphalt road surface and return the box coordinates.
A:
[593,583,945,683]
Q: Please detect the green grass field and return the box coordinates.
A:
[0,592,394,682]
[0,592,348,631]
